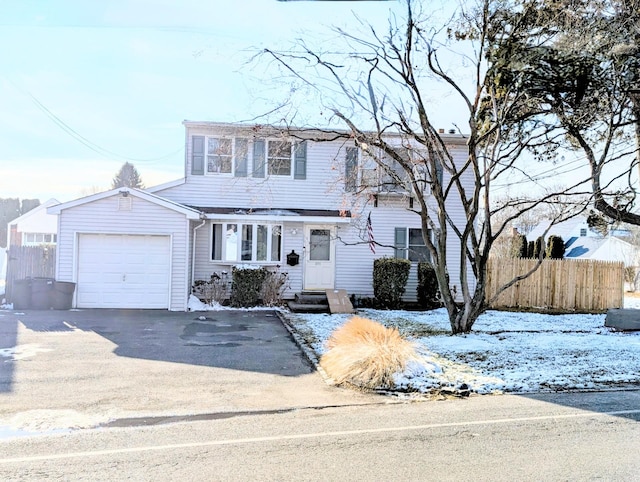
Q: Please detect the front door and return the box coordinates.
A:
[303,225,335,290]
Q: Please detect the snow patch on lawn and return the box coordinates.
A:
[284,304,640,395]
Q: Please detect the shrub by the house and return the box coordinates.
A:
[417,262,441,310]
[373,257,411,309]
[192,272,229,305]
[230,266,269,307]
[260,269,289,307]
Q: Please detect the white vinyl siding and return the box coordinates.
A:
[55,194,191,311]
[160,123,475,302]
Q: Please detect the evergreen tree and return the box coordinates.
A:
[533,236,545,259]
[112,162,144,189]
[511,233,528,258]
[546,235,565,259]
[0,198,40,248]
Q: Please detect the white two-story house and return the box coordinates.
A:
[49,121,472,310]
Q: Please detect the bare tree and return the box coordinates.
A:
[257,0,590,333]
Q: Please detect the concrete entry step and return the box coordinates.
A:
[605,309,640,331]
[295,292,329,304]
[287,301,329,313]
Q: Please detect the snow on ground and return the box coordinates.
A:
[282,303,640,395]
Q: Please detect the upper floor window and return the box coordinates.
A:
[394,227,430,262]
[267,140,292,176]
[359,147,443,195]
[191,135,305,179]
[207,138,232,174]
[211,222,282,263]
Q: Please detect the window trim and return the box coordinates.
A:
[23,232,57,245]
[394,227,431,263]
[211,222,283,263]
[203,135,249,177]
[266,139,293,177]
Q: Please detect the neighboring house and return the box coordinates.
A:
[527,216,598,243]
[7,199,60,247]
[564,236,640,266]
[529,216,640,266]
[48,121,473,311]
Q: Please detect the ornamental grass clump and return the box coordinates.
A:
[320,316,418,390]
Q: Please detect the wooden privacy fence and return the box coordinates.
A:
[486,258,624,312]
[4,246,56,303]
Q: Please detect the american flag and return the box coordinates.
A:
[367,213,376,254]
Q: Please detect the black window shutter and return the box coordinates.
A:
[192,136,205,175]
[345,147,358,192]
[435,159,443,186]
[394,227,407,259]
[294,141,307,180]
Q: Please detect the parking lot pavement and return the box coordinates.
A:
[0,308,380,432]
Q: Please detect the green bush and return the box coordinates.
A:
[533,236,544,259]
[546,235,565,259]
[527,240,535,258]
[230,266,269,307]
[373,257,411,309]
[417,262,442,310]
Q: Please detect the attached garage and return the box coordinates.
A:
[77,234,171,309]
[48,188,202,311]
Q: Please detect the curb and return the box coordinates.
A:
[275,310,337,386]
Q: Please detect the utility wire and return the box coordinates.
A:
[3,75,182,163]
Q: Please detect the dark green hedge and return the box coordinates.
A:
[417,262,442,310]
[546,235,565,259]
[373,257,411,309]
[230,266,269,307]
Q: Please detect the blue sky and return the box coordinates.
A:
[0,0,417,202]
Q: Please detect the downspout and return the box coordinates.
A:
[191,214,207,297]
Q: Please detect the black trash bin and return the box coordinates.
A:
[52,281,76,310]
[31,277,54,310]
[12,278,32,309]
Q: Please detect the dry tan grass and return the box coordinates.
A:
[320,316,418,389]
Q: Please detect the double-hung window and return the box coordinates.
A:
[212,223,282,263]
[394,227,430,262]
[267,140,292,176]
[205,137,249,175]
[207,138,232,174]
[193,135,304,179]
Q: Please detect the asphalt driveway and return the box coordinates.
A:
[0,308,378,433]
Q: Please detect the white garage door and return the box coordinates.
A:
[77,234,171,309]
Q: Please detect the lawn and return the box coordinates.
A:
[281,303,640,395]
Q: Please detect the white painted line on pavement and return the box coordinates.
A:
[1,409,639,464]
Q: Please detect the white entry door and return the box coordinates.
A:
[303,225,335,291]
[77,234,171,309]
